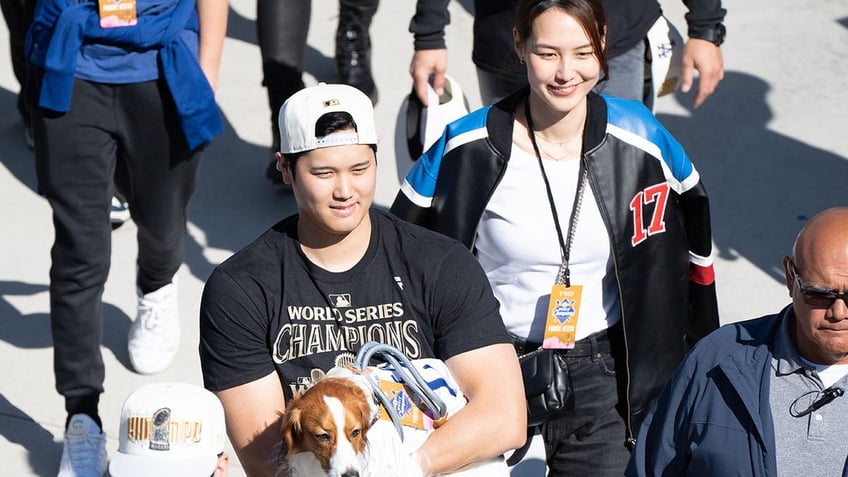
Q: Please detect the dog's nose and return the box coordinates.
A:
[341,472,359,477]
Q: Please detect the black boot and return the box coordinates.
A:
[335,0,379,104]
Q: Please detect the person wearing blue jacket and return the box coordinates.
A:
[25,0,226,474]
[627,207,848,476]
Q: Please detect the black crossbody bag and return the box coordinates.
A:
[519,347,574,427]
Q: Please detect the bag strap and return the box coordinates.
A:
[506,427,537,466]
[354,341,450,441]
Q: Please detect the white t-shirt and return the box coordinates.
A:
[799,357,848,388]
[475,144,621,343]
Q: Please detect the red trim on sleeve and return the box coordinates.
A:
[689,263,715,286]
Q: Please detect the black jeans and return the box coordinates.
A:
[542,345,630,476]
[515,327,631,477]
[0,0,34,124]
[256,0,378,138]
[30,74,200,410]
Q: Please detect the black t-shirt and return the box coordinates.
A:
[200,209,509,400]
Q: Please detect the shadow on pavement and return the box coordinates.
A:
[658,70,848,284]
[0,279,134,370]
[0,393,63,477]
[0,87,38,195]
[182,112,298,285]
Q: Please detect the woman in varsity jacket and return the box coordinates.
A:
[391,0,719,475]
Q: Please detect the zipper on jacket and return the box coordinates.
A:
[585,158,636,448]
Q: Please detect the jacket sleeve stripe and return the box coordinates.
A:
[398,111,491,210]
[604,97,701,194]
[689,262,715,286]
[688,251,713,268]
[445,128,489,155]
[399,179,433,208]
[606,123,700,196]
[689,251,715,285]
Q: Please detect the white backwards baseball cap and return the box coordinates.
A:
[403,74,469,160]
[108,382,226,477]
[278,82,378,154]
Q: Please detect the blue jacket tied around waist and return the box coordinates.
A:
[26,0,223,150]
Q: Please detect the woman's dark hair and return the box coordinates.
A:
[513,0,609,80]
[283,111,377,178]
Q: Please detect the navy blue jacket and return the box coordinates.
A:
[626,309,788,476]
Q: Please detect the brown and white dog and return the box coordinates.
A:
[281,376,381,477]
[279,362,509,477]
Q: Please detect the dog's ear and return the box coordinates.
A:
[356,396,374,434]
[282,404,304,456]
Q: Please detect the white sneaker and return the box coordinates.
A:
[57,414,107,477]
[128,282,180,375]
[110,196,130,227]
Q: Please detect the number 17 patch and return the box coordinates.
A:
[629,182,669,246]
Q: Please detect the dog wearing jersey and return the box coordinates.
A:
[279,360,510,477]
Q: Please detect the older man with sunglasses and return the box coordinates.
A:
[627,206,848,477]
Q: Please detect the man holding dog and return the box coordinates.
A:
[199,83,526,476]
[627,207,848,476]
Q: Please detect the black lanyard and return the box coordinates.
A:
[524,98,588,288]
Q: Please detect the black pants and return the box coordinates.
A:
[30,74,201,411]
[0,0,34,124]
[256,0,378,138]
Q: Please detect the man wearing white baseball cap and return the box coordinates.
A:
[199,83,525,476]
[109,382,229,477]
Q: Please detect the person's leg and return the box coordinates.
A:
[1,0,35,132]
[256,0,310,182]
[30,74,117,427]
[117,79,200,294]
[476,67,526,105]
[336,0,378,103]
[117,79,201,374]
[592,40,650,108]
[542,344,631,476]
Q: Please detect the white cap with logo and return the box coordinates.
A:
[108,382,226,477]
[278,82,379,154]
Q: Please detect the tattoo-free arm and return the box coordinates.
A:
[216,372,286,477]
[196,0,227,91]
[415,343,527,475]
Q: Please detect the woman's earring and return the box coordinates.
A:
[519,58,525,64]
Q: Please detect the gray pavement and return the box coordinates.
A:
[1,0,847,475]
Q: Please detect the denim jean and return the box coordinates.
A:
[542,344,630,476]
[594,39,651,109]
[477,67,526,105]
[30,74,200,412]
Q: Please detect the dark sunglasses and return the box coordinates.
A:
[790,259,848,309]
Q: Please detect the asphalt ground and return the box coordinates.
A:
[1,0,847,475]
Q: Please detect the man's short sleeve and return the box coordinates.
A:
[426,242,511,359]
[199,267,276,391]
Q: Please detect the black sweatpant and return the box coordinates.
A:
[30,74,201,415]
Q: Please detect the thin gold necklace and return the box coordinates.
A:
[534,143,574,161]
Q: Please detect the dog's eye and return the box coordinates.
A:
[351,429,361,438]
[315,433,331,442]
